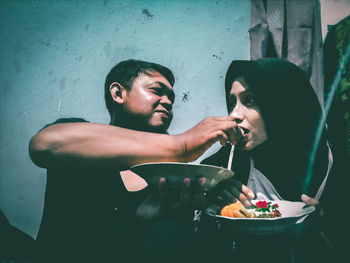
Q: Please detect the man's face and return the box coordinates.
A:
[121,71,175,133]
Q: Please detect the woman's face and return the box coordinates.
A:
[228,76,268,150]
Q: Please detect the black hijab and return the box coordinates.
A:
[223,58,328,200]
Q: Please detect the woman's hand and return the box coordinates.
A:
[300,194,335,248]
[207,177,255,207]
[301,194,324,216]
[301,194,319,206]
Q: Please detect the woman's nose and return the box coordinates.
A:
[230,106,244,123]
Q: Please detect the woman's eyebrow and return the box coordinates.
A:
[240,90,254,98]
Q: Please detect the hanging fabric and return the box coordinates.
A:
[249,0,324,106]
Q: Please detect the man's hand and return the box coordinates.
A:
[135,177,206,221]
[207,177,255,207]
[177,116,243,162]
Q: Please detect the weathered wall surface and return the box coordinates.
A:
[1,0,348,239]
[0,0,250,238]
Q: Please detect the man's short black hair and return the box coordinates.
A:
[104,59,175,116]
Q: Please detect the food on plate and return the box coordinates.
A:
[220,200,282,218]
[248,200,282,218]
[220,202,255,218]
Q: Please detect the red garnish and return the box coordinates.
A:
[248,201,282,217]
[255,201,269,208]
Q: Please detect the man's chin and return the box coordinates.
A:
[149,125,169,134]
[147,120,170,134]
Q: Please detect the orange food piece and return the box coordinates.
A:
[220,202,254,218]
[221,205,229,217]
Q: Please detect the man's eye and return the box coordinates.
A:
[151,88,160,94]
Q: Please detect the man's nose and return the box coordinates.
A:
[160,95,173,110]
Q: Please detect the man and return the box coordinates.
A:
[29,59,243,262]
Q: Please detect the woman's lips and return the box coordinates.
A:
[241,127,249,135]
[236,127,249,147]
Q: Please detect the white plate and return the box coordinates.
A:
[205,200,316,235]
[130,162,234,191]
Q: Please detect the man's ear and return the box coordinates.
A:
[110,82,127,104]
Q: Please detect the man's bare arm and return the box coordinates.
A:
[29,117,242,171]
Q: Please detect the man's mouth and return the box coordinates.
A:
[156,110,169,119]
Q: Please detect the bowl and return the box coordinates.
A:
[205,200,316,235]
[130,162,234,191]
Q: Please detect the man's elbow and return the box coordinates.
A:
[28,132,57,168]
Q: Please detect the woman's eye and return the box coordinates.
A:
[244,97,255,106]
[228,97,237,111]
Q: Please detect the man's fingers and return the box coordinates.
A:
[179,177,191,202]
[158,177,167,194]
[227,125,244,146]
[158,177,172,208]
[205,117,242,146]
[194,177,206,192]
[216,131,228,147]
[193,177,207,209]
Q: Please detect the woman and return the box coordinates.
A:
[200,58,339,262]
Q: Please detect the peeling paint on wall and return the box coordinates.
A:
[181,91,190,103]
[142,8,154,17]
[212,51,224,60]
[58,100,62,112]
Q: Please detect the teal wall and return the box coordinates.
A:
[0,0,250,238]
